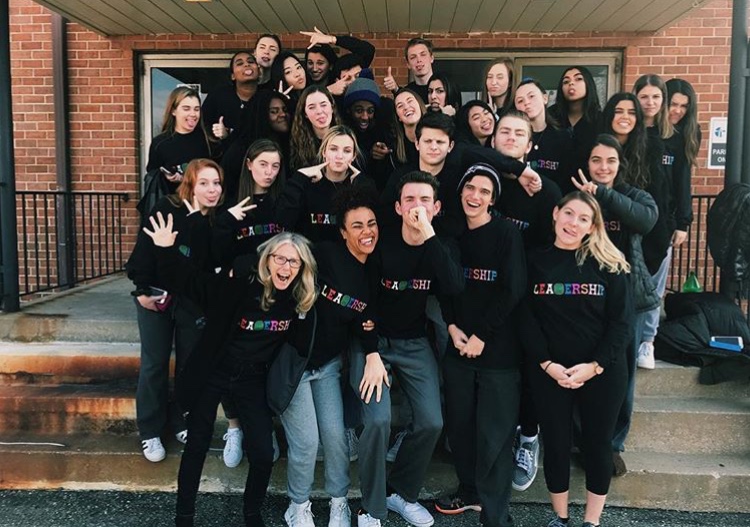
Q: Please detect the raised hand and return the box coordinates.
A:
[571,168,597,195]
[300,26,336,48]
[228,196,258,221]
[383,66,398,92]
[212,116,229,139]
[371,142,391,160]
[277,81,294,98]
[182,198,201,216]
[143,212,178,248]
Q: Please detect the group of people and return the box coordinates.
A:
[126,30,701,527]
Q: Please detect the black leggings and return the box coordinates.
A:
[176,359,275,523]
[529,359,626,495]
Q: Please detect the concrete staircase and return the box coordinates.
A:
[0,275,749,512]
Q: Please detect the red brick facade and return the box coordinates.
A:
[8,0,733,256]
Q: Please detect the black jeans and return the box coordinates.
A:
[175,358,275,525]
[443,356,520,527]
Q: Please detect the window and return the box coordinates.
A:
[433,50,621,106]
[139,53,230,181]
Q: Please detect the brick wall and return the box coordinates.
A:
[8,0,734,265]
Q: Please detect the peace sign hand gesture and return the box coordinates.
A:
[143,212,178,248]
[228,196,258,221]
[571,169,598,195]
[300,27,336,48]
[277,81,294,98]
[183,198,201,216]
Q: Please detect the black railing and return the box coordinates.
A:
[666,193,749,321]
[667,194,719,293]
[17,190,129,296]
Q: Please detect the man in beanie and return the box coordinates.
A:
[434,162,526,527]
[342,71,389,175]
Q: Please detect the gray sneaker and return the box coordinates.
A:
[547,516,568,527]
[512,436,540,491]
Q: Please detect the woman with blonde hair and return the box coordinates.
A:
[143,213,317,527]
[278,125,375,244]
[521,191,633,527]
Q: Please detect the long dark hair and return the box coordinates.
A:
[455,100,495,146]
[427,73,462,114]
[601,92,651,189]
[481,58,515,116]
[271,51,311,95]
[238,139,286,204]
[633,74,673,140]
[666,78,700,166]
[554,66,601,127]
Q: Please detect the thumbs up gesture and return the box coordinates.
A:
[383,66,399,92]
[212,116,229,139]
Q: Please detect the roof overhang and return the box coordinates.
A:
[33,0,712,37]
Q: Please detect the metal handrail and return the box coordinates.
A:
[16,190,130,297]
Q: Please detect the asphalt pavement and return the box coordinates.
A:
[0,490,748,527]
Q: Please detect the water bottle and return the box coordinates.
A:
[682,271,702,293]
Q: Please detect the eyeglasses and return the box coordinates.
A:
[270,253,302,269]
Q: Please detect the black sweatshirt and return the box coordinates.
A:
[125,196,213,294]
[371,227,464,339]
[201,84,254,138]
[528,126,577,195]
[521,245,633,369]
[639,133,673,273]
[495,175,562,250]
[212,194,284,268]
[440,217,526,369]
[276,166,376,244]
[224,280,298,365]
[379,162,464,239]
[306,241,379,368]
[146,129,214,194]
[662,130,694,231]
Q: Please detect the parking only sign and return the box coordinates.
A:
[708,117,727,169]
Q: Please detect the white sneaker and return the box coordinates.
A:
[175,429,188,444]
[386,430,407,463]
[357,511,381,527]
[141,437,166,462]
[386,493,434,527]
[284,500,315,527]
[223,427,243,468]
[328,497,351,527]
[637,341,655,369]
[347,428,359,462]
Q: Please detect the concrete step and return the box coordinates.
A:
[0,433,748,513]
[0,275,138,343]
[627,396,750,455]
[0,342,142,384]
[635,361,750,398]
[0,384,138,435]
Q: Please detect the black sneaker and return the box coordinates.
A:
[434,494,481,515]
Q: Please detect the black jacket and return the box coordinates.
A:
[595,182,660,312]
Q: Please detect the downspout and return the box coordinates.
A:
[52,12,74,288]
[726,0,748,186]
[0,0,20,312]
